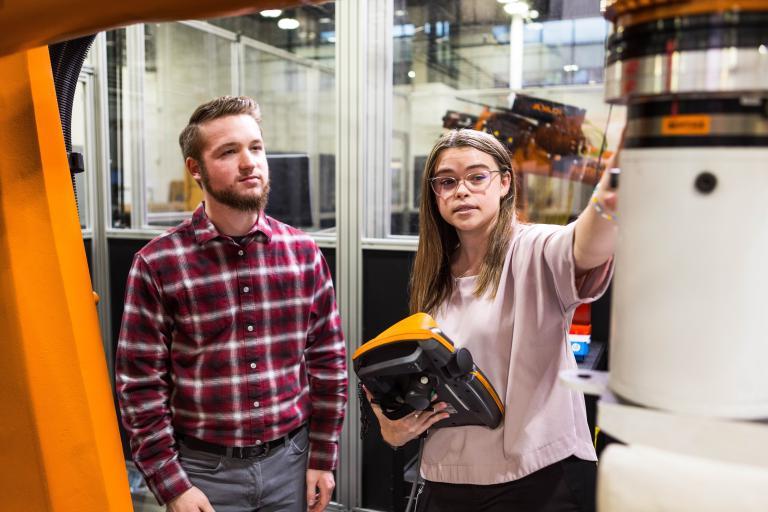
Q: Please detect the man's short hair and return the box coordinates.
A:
[179,96,262,162]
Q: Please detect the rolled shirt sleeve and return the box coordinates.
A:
[539,221,614,312]
[116,254,191,505]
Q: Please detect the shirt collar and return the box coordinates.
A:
[192,203,273,246]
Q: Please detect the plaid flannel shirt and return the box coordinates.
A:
[116,205,347,504]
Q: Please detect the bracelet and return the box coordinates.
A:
[590,194,617,222]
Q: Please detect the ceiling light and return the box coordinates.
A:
[759,44,768,55]
[504,1,530,16]
[529,9,539,19]
[395,9,407,16]
[260,9,282,18]
[278,18,300,30]
[319,17,332,24]
[563,64,580,72]
[408,70,416,78]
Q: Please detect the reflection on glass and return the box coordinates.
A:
[389,0,625,237]
[144,23,234,227]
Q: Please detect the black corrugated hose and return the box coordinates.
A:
[49,34,96,219]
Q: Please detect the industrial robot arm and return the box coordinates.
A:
[0,1,329,510]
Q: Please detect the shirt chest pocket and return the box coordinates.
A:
[266,265,306,300]
[265,266,311,327]
[175,283,238,346]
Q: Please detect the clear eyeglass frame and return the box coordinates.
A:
[429,169,505,198]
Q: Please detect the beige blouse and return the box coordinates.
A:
[422,221,613,484]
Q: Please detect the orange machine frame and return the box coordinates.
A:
[0,2,323,511]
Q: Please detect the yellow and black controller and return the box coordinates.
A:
[353,313,504,429]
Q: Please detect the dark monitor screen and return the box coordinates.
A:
[319,153,335,213]
[265,153,313,228]
[413,155,427,208]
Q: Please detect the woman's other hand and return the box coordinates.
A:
[364,387,451,447]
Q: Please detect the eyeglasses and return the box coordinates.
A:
[429,170,504,198]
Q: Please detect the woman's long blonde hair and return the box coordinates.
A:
[409,129,517,315]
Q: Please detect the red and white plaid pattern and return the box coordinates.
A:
[116,205,347,504]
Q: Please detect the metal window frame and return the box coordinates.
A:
[125,24,147,230]
[335,0,396,508]
[335,0,365,507]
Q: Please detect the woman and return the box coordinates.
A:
[367,129,618,511]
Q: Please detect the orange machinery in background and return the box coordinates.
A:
[568,303,592,361]
[0,2,323,511]
[443,94,612,224]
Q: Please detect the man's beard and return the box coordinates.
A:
[199,164,269,213]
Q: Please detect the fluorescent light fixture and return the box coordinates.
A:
[260,9,282,18]
[278,18,300,30]
[563,64,580,72]
[319,17,332,24]
[395,9,407,16]
[504,1,530,16]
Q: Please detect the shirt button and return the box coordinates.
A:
[250,362,257,369]
[253,401,259,407]
[238,250,244,256]
[247,325,254,332]
[243,286,250,293]
[255,440,262,445]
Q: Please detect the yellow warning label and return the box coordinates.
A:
[661,115,711,135]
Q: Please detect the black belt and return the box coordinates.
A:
[179,426,303,460]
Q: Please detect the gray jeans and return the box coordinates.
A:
[178,426,309,512]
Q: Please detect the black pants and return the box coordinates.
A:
[415,456,596,512]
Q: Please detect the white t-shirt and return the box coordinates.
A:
[421,221,613,484]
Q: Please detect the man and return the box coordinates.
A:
[116,96,347,512]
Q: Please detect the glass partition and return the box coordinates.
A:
[106,7,337,232]
[143,22,236,227]
[215,5,337,232]
[241,45,336,231]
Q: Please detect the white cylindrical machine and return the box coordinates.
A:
[605,0,768,418]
